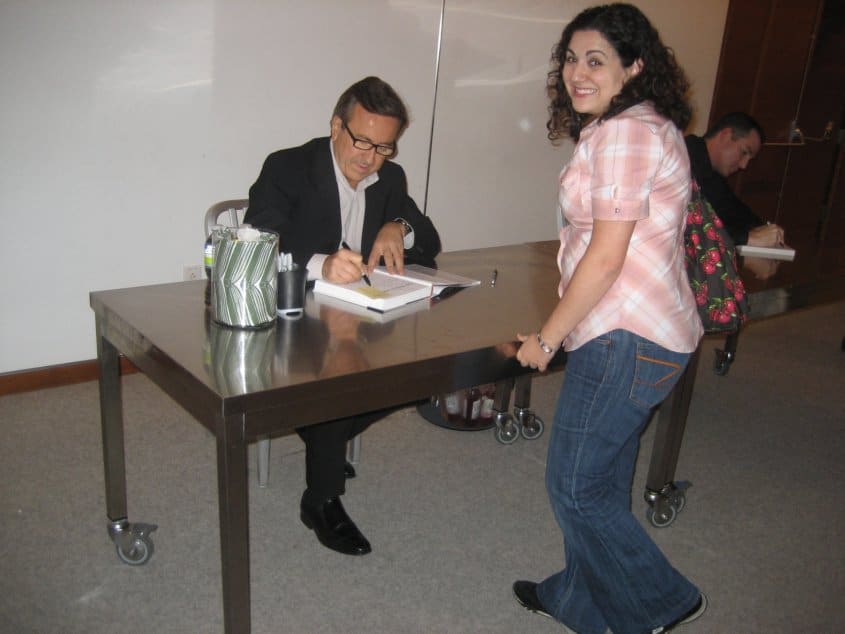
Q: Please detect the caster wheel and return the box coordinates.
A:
[669,490,686,514]
[520,415,545,440]
[646,504,677,528]
[116,535,154,565]
[495,424,519,445]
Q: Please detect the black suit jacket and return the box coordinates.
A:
[244,137,441,269]
[685,134,763,246]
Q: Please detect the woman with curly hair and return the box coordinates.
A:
[512,4,706,633]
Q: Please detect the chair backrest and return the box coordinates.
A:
[204,199,249,237]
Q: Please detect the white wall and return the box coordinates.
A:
[0,0,728,373]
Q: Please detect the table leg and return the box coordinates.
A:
[96,317,127,522]
[97,318,159,564]
[643,346,701,528]
[714,330,740,376]
[217,413,251,634]
[512,375,545,441]
[492,378,517,444]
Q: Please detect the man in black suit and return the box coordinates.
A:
[685,112,785,247]
[245,76,441,556]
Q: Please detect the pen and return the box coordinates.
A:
[341,241,372,286]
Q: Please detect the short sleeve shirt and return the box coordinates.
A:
[557,103,703,352]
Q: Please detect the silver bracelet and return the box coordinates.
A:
[536,333,555,354]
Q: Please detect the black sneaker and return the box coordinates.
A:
[512,581,553,619]
[651,593,708,633]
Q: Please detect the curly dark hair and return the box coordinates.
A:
[546,3,691,142]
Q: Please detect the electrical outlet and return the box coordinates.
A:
[183,265,205,281]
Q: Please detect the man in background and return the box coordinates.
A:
[245,76,440,556]
[685,112,785,247]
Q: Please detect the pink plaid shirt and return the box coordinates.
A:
[557,103,703,352]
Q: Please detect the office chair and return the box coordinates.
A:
[204,200,360,487]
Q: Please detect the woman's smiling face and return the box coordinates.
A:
[562,29,641,117]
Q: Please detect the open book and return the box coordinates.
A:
[389,264,481,296]
[314,269,431,312]
[312,265,480,312]
[736,244,796,261]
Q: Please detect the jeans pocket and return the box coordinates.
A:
[629,343,685,409]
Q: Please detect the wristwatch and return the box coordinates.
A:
[392,217,412,236]
[536,333,555,354]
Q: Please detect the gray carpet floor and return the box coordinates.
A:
[1,301,843,634]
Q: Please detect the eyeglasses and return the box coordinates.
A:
[342,123,396,157]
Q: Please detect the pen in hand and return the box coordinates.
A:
[341,241,372,286]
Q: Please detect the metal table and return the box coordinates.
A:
[91,241,566,633]
[91,239,845,631]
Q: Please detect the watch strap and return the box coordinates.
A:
[392,217,412,236]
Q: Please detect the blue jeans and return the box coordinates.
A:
[536,330,700,634]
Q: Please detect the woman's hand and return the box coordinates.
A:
[516,218,633,372]
[516,332,556,372]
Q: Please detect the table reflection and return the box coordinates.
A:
[205,315,276,395]
[317,304,373,379]
[200,294,409,397]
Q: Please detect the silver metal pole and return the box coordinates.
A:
[423,0,446,215]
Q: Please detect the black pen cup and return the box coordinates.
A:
[277,266,307,319]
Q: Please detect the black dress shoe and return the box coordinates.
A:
[513,581,553,619]
[300,495,371,556]
[344,461,356,479]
